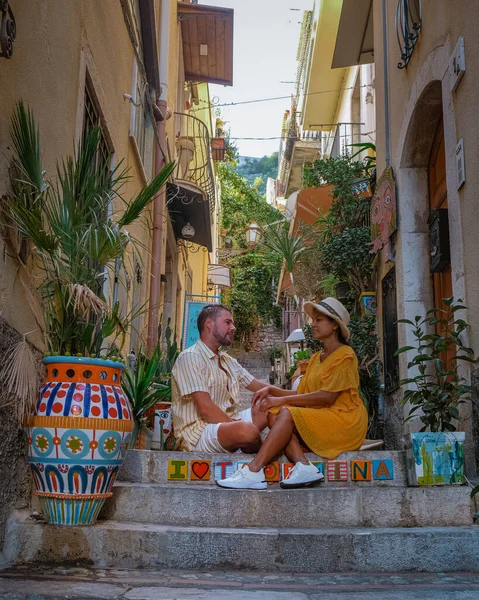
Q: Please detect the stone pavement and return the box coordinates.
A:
[1,566,479,599]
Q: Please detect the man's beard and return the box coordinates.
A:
[213,327,232,346]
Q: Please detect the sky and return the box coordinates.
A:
[203,0,314,158]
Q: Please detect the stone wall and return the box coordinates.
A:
[246,323,284,353]
[0,318,38,554]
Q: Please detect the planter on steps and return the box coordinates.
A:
[405,431,465,486]
[24,356,134,526]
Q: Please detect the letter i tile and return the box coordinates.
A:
[167,459,188,481]
[214,460,234,481]
[327,460,348,481]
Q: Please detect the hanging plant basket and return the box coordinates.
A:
[25,356,134,526]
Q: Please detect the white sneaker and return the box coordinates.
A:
[216,465,267,490]
[280,461,324,489]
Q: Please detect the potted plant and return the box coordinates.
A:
[122,347,171,450]
[0,102,175,525]
[395,297,476,486]
[150,319,179,450]
[123,319,179,451]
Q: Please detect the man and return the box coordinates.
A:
[171,304,269,453]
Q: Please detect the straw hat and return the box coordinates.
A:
[303,297,351,342]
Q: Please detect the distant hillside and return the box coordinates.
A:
[234,153,279,196]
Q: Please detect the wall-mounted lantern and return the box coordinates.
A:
[245,222,261,248]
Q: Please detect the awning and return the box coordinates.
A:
[295,186,334,225]
[284,329,305,343]
[207,264,231,288]
[178,2,234,86]
[332,0,374,68]
[166,181,212,251]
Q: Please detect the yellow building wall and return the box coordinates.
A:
[0,1,160,355]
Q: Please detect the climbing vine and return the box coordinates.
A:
[301,154,382,438]
[217,162,282,345]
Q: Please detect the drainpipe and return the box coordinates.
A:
[147,0,171,353]
[382,0,391,168]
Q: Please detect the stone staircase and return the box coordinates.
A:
[230,350,271,410]
[3,448,478,573]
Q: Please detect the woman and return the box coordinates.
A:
[217,297,368,490]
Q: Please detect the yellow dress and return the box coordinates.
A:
[284,345,368,459]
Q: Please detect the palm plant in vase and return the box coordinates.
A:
[0,101,175,524]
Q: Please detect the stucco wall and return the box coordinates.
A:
[373,0,479,466]
[0,1,151,352]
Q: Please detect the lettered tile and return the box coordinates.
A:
[281,463,294,481]
[214,460,234,481]
[168,459,188,481]
[264,461,280,482]
[351,460,372,481]
[190,460,211,481]
[311,461,324,475]
[236,461,250,470]
[327,460,348,481]
[373,459,394,480]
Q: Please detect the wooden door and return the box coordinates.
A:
[428,118,453,363]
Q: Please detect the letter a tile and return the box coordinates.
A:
[168,459,188,481]
[327,460,348,481]
[214,460,234,481]
[351,460,372,481]
[190,460,210,481]
[373,459,394,480]
[311,461,324,475]
[264,461,280,482]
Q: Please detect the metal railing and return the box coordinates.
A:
[324,123,364,158]
[396,0,422,69]
[173,112,216,213]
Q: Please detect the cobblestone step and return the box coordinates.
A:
[100,482,473,528]
[4,512,479,573]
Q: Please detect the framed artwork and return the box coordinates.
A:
[371,167,397,261]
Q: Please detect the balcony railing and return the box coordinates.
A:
[173,112,216,213]
[323,123,364,158]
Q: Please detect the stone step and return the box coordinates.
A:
[4,511,479,573]
[100,482,473,528]
[119,449,407,486]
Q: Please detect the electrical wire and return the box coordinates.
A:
[192,84,372,110]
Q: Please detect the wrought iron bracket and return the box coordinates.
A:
[0,0,16,59]
[396,0,422,69]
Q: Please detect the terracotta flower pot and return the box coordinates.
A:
[24,356,134,526]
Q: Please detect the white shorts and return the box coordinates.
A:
[194,408,253,453]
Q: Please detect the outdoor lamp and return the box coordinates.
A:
[246,222,261,248]
[181,222,195,239]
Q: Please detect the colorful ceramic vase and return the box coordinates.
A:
[24,356,134,526]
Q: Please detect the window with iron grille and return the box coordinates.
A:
[82,79,111,171]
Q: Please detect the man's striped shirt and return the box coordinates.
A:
[171,339,254,450]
